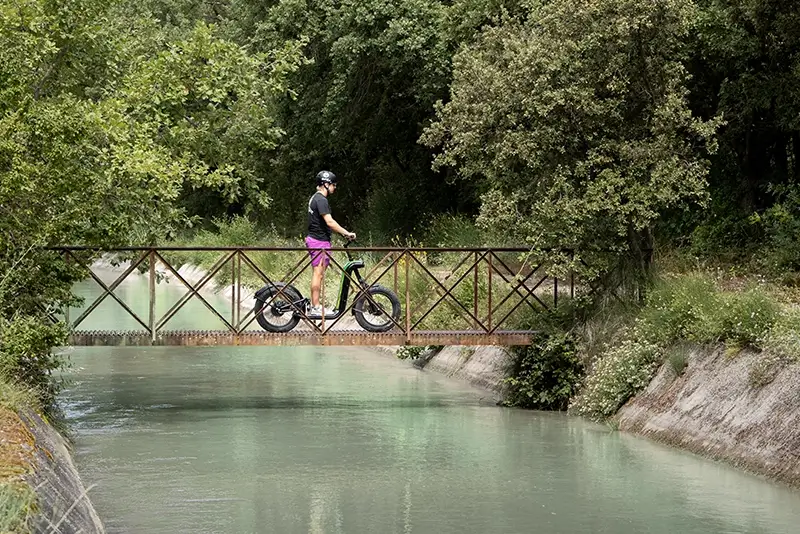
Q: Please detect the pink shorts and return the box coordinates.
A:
[305,236,331,267]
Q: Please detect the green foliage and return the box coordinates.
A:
[396,346,426,360]
[120,22,307,218]
[637,275,723,344]
[0,482,36,534]
[422,213,483,248]
[0,381,39,413]
[750,184,800,279]
[717,289,779,347]
[638,275,778,347]
[762,308,800,363]
[234,0,475,237]
[0,316,68,409]
[191,216,265,248]
[666,343,690,376]
[503,331,584,411]
[2,0,800,423]
[677,1,800,274]
[571,273,782,420]
[423,0,720,274]
[691,0,800,208]
[570,333,663,420]
[165,217,301,289]
[0,0,303,412]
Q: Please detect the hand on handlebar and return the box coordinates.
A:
[345,231,356,241]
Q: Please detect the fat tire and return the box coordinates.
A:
[254,283,303,333]
[353,285,401,333]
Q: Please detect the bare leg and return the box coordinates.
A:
[310,264,327,307]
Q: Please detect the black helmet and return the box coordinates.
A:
[316,170,337,186]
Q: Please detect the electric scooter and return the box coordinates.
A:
[253,241,401,333]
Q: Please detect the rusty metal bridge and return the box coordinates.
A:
[53,246,584,347]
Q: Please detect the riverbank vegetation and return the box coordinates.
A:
[3,1,800,517]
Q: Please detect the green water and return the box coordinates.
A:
[58,271,800,533]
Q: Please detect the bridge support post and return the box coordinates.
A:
[487,253,492,331]
[405,250,410,344]
[236,252,241,329]
[231,252,236,330]
[473,251,479,330]
[64,252,70,329]
[149,250,156,343]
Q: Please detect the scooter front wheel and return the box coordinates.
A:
[353,285,401,333]
[254,283,303,333]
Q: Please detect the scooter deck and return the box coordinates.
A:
[305,310,341,320]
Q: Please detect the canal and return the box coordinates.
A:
[58,270,800,533]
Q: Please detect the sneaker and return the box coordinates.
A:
[307,305,336,317]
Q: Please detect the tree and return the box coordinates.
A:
[0,0,303,408]
[422,0,719,275]
[119,21,307,222]
[692,0,800,212]
[230,0,474,239]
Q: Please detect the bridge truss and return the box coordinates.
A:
[52,246,584,347]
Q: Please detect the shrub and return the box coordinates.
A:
[396,346,425,360]
[716,289,779,347]
[502,331,584,411]
[569,331,662,420]
[0,315,67,409]
[0,482,36,534]
[570,273,783,421]
[753,186,800,276]
[395,345,441,360]
[762,308,800,362]
[637,274,722,344]
[0,381,40,412]
[666,343,690,376]
[637,275,778,348]
[423,213,482,247]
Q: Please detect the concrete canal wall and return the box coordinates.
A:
[0,408,104,533]
[416,342,800,488]
[616,345,800,488]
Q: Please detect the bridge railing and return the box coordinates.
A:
[51,246,589,345]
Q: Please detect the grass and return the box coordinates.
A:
[0,482,35,534]
[0,381,40,413]
[0,402,37,534]
[666,343,690,376]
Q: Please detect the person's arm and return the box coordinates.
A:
[322,214,356,240]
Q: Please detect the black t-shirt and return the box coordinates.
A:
[307,192,332,241]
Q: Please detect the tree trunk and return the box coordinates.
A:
[626,224,654,302]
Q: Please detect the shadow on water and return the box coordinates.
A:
[80,396,465,415]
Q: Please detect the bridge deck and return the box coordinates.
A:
[67,330,534,347]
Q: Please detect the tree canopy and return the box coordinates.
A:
[3,0,800,405]
[423,0,720,271]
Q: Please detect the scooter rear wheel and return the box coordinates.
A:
[254,283,303,333]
